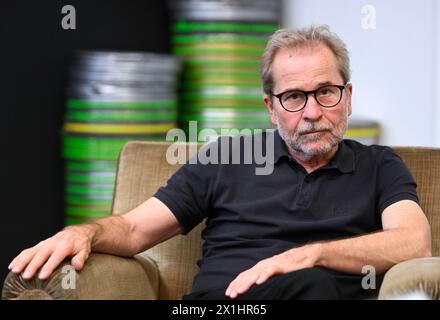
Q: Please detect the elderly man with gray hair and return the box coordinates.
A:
[8,25,431,300]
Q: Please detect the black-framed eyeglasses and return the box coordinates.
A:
[271,84,348,112]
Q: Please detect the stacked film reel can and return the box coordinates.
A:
[169,0,281,140]
[346,119,380,145]
[63,51,180,225]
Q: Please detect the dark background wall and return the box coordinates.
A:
[0,0,171,285]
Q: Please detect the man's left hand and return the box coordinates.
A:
[225,243,322,299]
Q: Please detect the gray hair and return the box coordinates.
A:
[260,25,351,95]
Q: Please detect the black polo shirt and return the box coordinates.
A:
[154,130,419,294]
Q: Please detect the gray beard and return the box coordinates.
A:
[274,111,347,161]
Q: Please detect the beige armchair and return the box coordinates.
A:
[2,142,440,299]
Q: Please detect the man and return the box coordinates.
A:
[8,25,431,299]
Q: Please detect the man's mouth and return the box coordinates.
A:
[301,130,326,135]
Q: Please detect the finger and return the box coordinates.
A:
[22,250,51,279]
[234,273,260,297]
[256,272,272,285]
[38,249,70,280]
[8,256,21,271]
[226,272,247,296]
[228,271,260,299]
[9,249,37,274]
[226,277,241,297]
[8,256,19,270]
[228,272,253,296]
[226,262,266,297]
[71,249,89,271]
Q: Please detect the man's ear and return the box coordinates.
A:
[264,94,277,125]
[346,83,353,116]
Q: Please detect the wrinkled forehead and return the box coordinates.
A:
[271,43,342,88]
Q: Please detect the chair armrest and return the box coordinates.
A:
[378,257,440,299]
[2,253,160,300]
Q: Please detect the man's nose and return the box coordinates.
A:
[301,94,323,120]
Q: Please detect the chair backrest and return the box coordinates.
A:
[112,141,203,299]
[392,147,440,256]
[112,142,440,299]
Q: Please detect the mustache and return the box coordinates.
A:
[296,122,333,134]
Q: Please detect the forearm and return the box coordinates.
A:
[73,214,137,257]
[315,227,432,274]
[82,197,182,256]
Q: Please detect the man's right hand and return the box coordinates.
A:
[8,224,96,280]
[7,197,182,281]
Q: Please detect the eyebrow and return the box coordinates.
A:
[278,81,335,93]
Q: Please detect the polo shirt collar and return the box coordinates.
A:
[272,129,291,164]
[325,140,355,173]
[271,130,355,173]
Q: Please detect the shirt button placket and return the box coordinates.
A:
[297,175,312,207]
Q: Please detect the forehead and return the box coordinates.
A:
[271,43,342,90]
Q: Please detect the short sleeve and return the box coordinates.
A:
[153,144,218,235]
[376,147,419,215]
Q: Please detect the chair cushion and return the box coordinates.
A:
[378,257,440,299]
